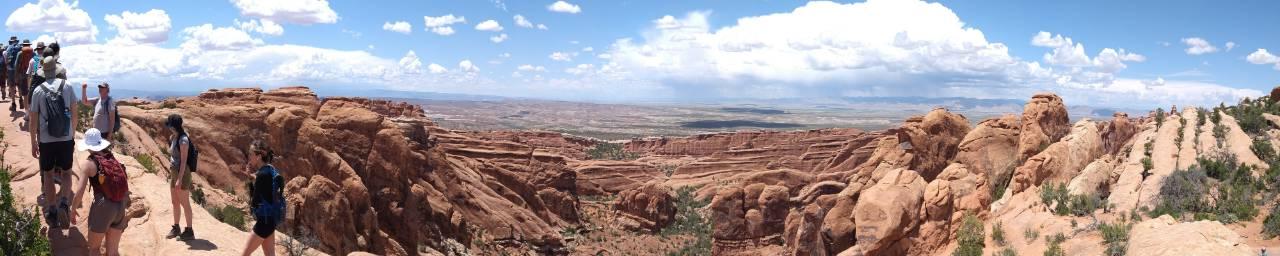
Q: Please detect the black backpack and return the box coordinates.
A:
[40,80,71,137]
[179,134,199,173]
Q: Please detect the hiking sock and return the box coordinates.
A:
[167,224,181,238]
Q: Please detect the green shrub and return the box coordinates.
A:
[1213,125,1227,140]
[997,247,1018,256]
[1148,168,1208,219]
[1150,156,1260,223]
[1099,221,1132,256]
[0,166,52,255]
[1155,108,1165,128]
[586,142,639,161]
[663,186,711,255]
[1197,108,1207,126]
[952,213,985,256]
[1263,204,1280,239]
[1211,106,1223,125]
[135,154,157,173]
[212,205,247,231]
[1023,226,1039,245]
[991,163,1015,200]
[1252,139,1276,163]
[1044,232,1067,256]
[191,186,207,206]
[1140,157,1153,179]
[1039,183,1103,216]
[992,221,1008,247]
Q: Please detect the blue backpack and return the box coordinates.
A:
[252,165,286,223]
[4,43,17,70]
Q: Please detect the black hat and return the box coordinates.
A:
[21,39,30,46]
[7,36,15,43]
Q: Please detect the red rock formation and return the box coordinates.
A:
[1101,112,1138,155]
[613,181,676,232]
[953,115,1021,176]
[119,87,582,255]
[1017,93,1070,161]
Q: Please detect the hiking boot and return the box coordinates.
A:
[8,102,13,112]
[178,227,194,241]
[166,224,181,239]
[44,206,57,227]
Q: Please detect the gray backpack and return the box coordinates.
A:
[40,80,71,137]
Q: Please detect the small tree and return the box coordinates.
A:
[1155,107,1166,127]
[953,213,985,256]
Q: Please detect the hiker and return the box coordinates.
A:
[165,114,196,241]
[241,139,285,256]
[28,52,78,229]
[81,82,117,136]
[2,36,17,101]
[69,128,131,256]
[12,39,34,111]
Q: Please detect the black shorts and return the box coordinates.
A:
[29,75,44,89]
[252,217,277,238]
[39,140,74,172]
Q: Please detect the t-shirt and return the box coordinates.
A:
[170,135,190,174]
[88,96,113,134]
[29,78,77,143]
[26,54,40,76]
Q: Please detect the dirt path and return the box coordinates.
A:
[0,99,303,255]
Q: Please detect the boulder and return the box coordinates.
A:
[1017,93,1071,161]
[953,115,1021,177]
[1128,215,1255,256]
[613,181,677,232]
[844,169,926,256]
[1101,112,1138,155]
[1009,120,1104,195]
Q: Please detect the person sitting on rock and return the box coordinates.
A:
[81,82,117,137]
[69,128,131,256]
[165,114,196,241]
[242,139,286,256]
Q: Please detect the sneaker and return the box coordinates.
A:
[178,227,194,241]
[166,224,181,239]
[44,206,56,226]
[57,200,70,229]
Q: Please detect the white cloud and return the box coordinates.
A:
[1226,41,1236,51]
[399,50,423,73]
[498,52,511,58]
[423,14,465,36]
[548,1,581,14]
[236,18,284,36]
[490,33,508,43]
[549,51,573,61]
[5,0,97,44]
[459,60,480,72]
[428,63,448,74]
[597,53,612,59]
[179,24,263,52]
[104,9,172,45]
[536,24,548,30]
[475,20,503,31]
[230,0,338,24]
[382,21,411,34]
[1181,37,1218,55]
[517,64,546,72]
[514,15,533,28]
[1247,49,1280,70]
[581,47,594,52]
[565,64,594,75]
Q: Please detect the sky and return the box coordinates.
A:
[2,0,1279,109]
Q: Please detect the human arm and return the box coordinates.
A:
[28,106,38,158]
[70,159,94,224]
[175,138,189,188]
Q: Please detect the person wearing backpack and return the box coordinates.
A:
[28,51,78,230]
[242,139,284,256]
[165,114,196,240]
[81,82,116,137]
[12,39,33,112]
[69,128,131,256]
[2,36,18,101]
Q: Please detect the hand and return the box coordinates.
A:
[81,83,86,89]
[30,145,38,158]
[70,209,78,225]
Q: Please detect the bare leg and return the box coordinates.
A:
[105,228,124,256]
[241,234,264,256]
[263,233,276,256]
[170,187,180,227]
[86,231,105,256]
[178,189,193,228]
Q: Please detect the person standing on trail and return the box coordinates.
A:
[242,139,285,256]
[12,39,34,112]
[0,36,13,101]
[165,114,196,241]
[69,128,131,256]
[81,82,117,137]
[28,52,78,229]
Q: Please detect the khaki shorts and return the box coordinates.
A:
[170,168,193,190]
[88,196,130,233]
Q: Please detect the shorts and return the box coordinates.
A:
[87,196,130,233]
[252,217,277,238]
[38,140,74,172]
[169,166,193,190]
[29,75,44,89]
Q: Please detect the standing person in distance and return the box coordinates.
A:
[241,139,286,256]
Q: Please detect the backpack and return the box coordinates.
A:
[182,134,199,173]
[40,80,71,137]
[252,166,286,223]
[91,151,129,202]
[112,102,121,134]
[4,43,17,70]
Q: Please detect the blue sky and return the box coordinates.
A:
[3,0,1278,108]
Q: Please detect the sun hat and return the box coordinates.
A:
[20,39,30,46]
[41,54,58,78]
[78,128,111,152]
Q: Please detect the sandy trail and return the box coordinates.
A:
[0,99,305,255]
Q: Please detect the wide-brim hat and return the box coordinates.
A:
[77,128,111,152]
[20,39,30,45]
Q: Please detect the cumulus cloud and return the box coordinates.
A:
[548,1,581,14]
[424,14,465,36]
[1226,41,1236,51]
[230,0,338,24]
[475,20,503,31]
[5,0,97,44]
[399,50,423,73]
[517,64,546,72]
[459,60,479,72]
[1247,49,1280,70]
[549,51,572,61]
[382,21,411,34]
[537,24,548,30]
[235,18,284,36]
[490,33,508,43]
[1031,31,1145,75]
[565,64,594,75]
[514,15,532,28]
[105,9,172,45]
[1181,37,1218,55]
[179,24,263,52]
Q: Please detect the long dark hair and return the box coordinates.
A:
[165,114,186,137]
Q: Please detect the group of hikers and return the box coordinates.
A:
[4,36,289,255]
